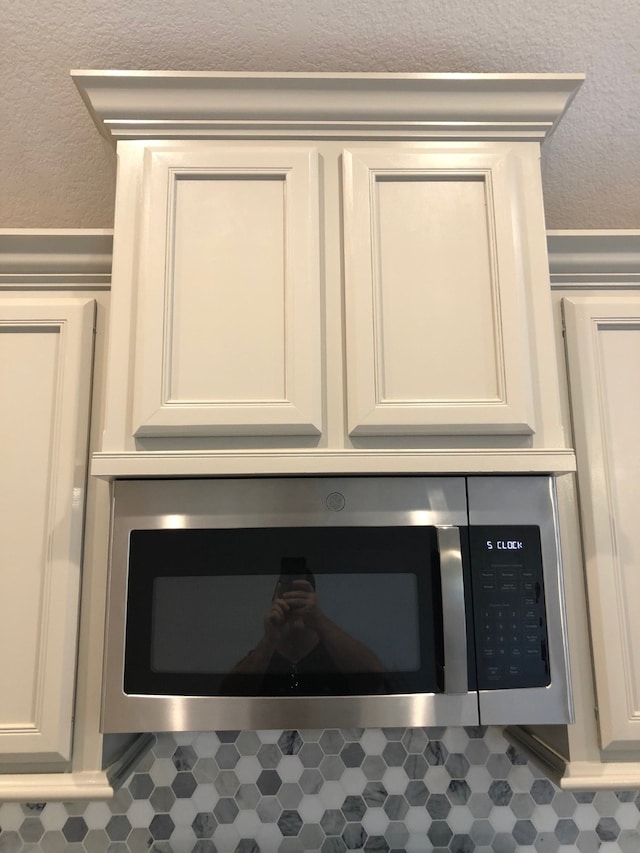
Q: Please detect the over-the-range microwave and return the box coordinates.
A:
[101,475,573,733]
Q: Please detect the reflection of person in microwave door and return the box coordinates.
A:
[229,557,386,679]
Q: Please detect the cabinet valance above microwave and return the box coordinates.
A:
[72,71,583,479]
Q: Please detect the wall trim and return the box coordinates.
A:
[548,230,640,287]
[0,229,113,287]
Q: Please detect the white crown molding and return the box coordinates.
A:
[548,230,640,287]
[71,71,584,144]
[0,229,113,286]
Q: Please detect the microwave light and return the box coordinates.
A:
[163,514,187,529]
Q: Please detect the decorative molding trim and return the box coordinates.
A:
[548,230,640,287]
[504,726,567,788]
[506,725,640,790]
[91,448,577,479]
[0,771,114,802]
[106,733,155,791]
[71,71,584,144]
[0,230,113,286]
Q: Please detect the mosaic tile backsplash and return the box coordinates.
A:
[1,727,640,852]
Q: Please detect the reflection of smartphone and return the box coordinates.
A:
[279,575,304,594]
[278,557,308,595]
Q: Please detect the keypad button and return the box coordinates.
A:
[499,568,518,580]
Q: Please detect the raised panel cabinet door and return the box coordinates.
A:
[563,297,640,751]
[0,297,95,764]
[342,145,536,437]
[131,144,322,437]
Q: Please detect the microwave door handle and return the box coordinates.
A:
[437,525,468,695]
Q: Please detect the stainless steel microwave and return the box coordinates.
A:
[101,475,573,733]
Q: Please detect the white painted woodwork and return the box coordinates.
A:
[505,233,640,789]
[71,73,579,476]
[0,232,151,798]
[71,71,584,143]
[563,296,640,751]
[343,145,535,436]
[132,144,322,437]
[90,448,577,478]
[0,297,95,764]
[548,231,640,286]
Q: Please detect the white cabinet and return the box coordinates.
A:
[507,231,640,789]
[71,71,583,477]
[0,232,151,800]
[563,295,640,751]
[132,144,322,438]
[0,296,94,765]
[343,144,536,437]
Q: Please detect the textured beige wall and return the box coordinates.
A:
[1,0,639,229]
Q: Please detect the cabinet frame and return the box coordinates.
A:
[506,231,640,790]
[0,230,152,800]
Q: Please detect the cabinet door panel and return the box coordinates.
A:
[0,298,94,763]
[132,145,322,437]
[563,297,640,750]
[343,145,535,436]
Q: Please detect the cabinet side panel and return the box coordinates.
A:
[169,176,286,402]
[0,328,58,723]
[375,176,499,402]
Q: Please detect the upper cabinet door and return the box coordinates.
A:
[0,297,95,765]
[563,296,640,751]
[342,145,536,437]
[132,144,322,438]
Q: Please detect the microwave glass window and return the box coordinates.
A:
[151,572,420,674]
[124,526,446,697]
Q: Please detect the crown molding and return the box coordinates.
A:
[71,71,584,144]
[0,230,113,286]
[547,230,640,287]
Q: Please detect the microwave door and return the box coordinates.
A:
[103,476,484,733]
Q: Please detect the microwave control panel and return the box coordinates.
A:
[469,526,550,690]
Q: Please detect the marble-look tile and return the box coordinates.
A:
[1,727,639,853]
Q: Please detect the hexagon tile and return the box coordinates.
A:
[1,728,640,852]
